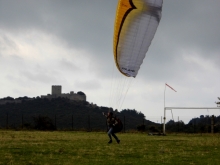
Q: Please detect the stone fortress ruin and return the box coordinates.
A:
[41,85,86,101]
[0,85,86,105]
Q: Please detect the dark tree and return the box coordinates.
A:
[77,91,85,95]
[137,124,145,132]
[1,97,14,100]
[33,115,55,130]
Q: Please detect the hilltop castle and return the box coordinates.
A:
[0,85,86,105]
[41,85,86,101]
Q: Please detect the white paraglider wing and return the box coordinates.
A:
[113,0,163,77]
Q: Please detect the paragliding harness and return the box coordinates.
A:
[113,116,123,133]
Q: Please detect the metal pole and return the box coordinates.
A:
[124,116,125,133]
[72,115,73,130]
[211,115,214,134]
[171,110,174,121]
[6,113,8,129]
[54,115,57,130]
[88,115,90,132]
[22,114,23,129]
[163,84,166,134]
[163,108,166,134]
[194,118,196,133]
[178,116,179,133]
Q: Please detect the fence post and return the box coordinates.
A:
[207,116,209,133]
[54,115,57,130]
[123,116,125,133]
[72,115,73,130]
[6,113,8,129]
[178,116,179,133]
[194,118,196,133]
[22,114,23,129]
[211,115,214,134]
[88,115,90,132]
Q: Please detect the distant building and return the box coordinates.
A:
[52,85,62,96]
[41,85,86,101]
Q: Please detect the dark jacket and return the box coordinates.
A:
[107,116,118,127]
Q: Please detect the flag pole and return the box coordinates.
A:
[163,83,177,135]
[163,83,166,135]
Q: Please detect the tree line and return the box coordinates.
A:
[0,96,155,131]
[0,96,219,133]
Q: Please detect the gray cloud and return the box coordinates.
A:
[0,1,116,53]
[59,58,80,72]
[74,79,102,91]
[160,1,220,53]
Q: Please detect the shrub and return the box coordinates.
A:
[33,115,56,130]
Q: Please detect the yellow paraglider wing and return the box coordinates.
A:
[113,0,163,77]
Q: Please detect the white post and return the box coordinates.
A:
[163,108,166,134]
[163,84,166,134]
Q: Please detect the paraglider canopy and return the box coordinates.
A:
[113,0,163,77]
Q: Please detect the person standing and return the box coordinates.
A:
[103,112,120,144]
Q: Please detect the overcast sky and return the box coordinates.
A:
[0,0,219,123]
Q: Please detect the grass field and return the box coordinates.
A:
[0,131,220,165]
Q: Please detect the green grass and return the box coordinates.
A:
[0,131,220,165]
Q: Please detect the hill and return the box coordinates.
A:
[0,97,155,131]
